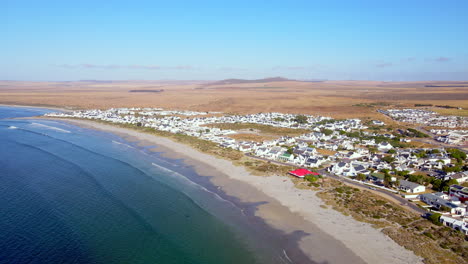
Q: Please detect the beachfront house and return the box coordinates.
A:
[329,161,368,177]
[278,152,294,163]
[439,216,468,235]
[238,143,253,152]
[293,154,308,166]
[370,172,396,184]
[305,157,326,168]
[265,147,284,160]
[398,180,425,193]
[418,193,466,215]
[255,147,270,157]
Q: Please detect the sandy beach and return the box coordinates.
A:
[51,118,423,264]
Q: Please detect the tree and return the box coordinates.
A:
[431,178,443,191]
[407,174,426,185]
[387,149,396,154]
[394,179,400,188]
[442,165,462,173]
[293,115,308,124]
[430,149,440,154]
[382,155,395,164]
[415,150,427,158]
[346,131,361,138]
[446,148,467,164]
[380,168,390,174]
[322,129,333,136]
[136,122,143,127]
[357,173,367,181]
[368,146,378,154]
[396,170,409,177]
[441,179,458,192]
[384,174,392,187]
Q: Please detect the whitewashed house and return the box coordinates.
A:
[377,142,393,152]
[419,193,466,215]
[398,180,425,193]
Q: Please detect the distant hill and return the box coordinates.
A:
[129,89,164,93]
[78,80,116,83]
[206,77,295,86]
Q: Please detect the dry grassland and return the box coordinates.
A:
[204,122,309,137]
[432,108,468,117]
[1,80,467,119]
[316,148,337,156]
[228,133,278,142]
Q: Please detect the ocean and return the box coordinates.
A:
[0,106,293,264]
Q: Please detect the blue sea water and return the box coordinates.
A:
[0,107,292,264]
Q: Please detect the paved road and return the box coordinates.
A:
[317,169,427,215]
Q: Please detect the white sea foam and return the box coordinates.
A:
[30,122,71,133]
[282,249,293,264]
[8,126,18,129]
[111,140,135,149]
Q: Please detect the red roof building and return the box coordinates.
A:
[289,168,319,178]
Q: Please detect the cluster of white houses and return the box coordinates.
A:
[329,148,454,177]
[71,107,217,117]
[380,108,468,128]
[46,108,468,233]
[431,129,468,146]
[419,185,468,235]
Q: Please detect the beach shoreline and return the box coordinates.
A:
[46,117,423,264]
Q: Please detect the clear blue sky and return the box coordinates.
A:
[3,0,468,81]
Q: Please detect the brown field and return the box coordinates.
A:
[228,133,278,142]
[431,108,468,117]
[1,80,467,119]
[316,148,337,156]
[204,122,309,142]
[204,123,309,137]
[407,141,442,149]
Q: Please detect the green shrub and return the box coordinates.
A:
[428,213,442,226]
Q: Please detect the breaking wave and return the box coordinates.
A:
[30,122,71,133]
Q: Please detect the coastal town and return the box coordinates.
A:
[46,107,468,236]
[5,2,468,263]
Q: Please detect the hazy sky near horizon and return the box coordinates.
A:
[3,0,468,81]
